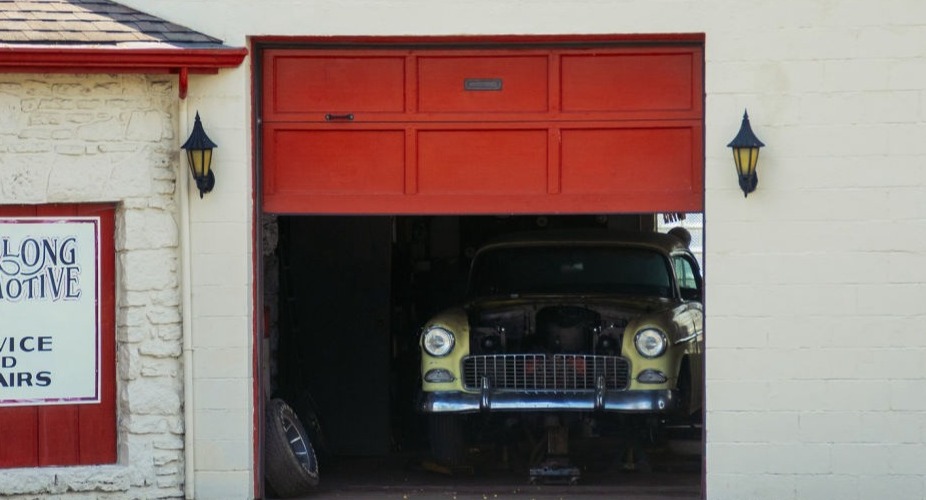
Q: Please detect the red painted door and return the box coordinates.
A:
[261,38,704,214]
[0,204,116,467]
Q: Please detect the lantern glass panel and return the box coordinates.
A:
[202,149,212,176]
[186,150,197,176]
[734,147,759,176]
[187,149,211,178]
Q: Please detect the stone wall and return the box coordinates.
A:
[0,74,184,498]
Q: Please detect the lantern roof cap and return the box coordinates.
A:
[181,112,217,150]
[727,110,765,149]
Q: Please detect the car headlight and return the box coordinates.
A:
[422,327,455,357]
[634,328,667,358]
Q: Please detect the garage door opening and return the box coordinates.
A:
[260,212,703,497]
[256,35,705,497]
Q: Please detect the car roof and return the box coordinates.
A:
[477,229,690,255]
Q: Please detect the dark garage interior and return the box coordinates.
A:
[262,213,702,498]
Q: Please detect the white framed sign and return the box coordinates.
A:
[0,217,101,406]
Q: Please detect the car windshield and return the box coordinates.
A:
[468,245,674,298]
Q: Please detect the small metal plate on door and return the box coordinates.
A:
[464,78,503,91]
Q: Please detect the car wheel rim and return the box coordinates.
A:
[281,411,313,472]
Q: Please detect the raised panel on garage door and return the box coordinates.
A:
[417,129,548,195]
[560,126,699,194]
[561,52,699,115]
[263,52,406,119]
[263,126,406,197]
[417,56,549,113]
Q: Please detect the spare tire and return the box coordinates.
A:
[265,398,319,497]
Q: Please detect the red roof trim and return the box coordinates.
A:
[0,46,248,74]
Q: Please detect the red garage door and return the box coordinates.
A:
[261,37,703,214]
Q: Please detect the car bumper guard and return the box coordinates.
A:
[419,384,678,413]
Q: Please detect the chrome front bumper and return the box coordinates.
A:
[419,388,678,413]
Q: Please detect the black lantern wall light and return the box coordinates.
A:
[181,112,217,198]
[727,110,765,197]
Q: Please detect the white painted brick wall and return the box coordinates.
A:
[701,0,926,494]
[119,0,926,497]
[0,74,184,499]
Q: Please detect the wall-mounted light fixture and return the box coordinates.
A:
[181,112,217,198]
[727,110,765,197]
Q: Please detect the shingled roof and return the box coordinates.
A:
[0,0,224,47]
[0,0,246,80]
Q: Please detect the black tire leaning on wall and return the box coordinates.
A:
[265,398,319,497]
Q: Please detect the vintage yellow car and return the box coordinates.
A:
[418,229,703,465]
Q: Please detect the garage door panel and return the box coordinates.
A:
[561,127,695,194]
[262,191,701,215]
[265,128,406,195]
[417,56,549,113]
[417,130,548,195]
[265,53,406,117]
[561,53,696,113]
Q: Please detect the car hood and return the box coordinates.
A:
[464,294,674,316]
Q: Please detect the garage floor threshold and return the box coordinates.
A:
[281,453,701,499]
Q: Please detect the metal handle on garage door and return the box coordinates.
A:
[325,113,354,121]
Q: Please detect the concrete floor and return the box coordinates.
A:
[303,469,700,499]
[280,432,702,499]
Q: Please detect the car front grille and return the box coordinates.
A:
[462,354,630,391]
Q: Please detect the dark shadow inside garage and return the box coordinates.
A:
[261,213,702,498]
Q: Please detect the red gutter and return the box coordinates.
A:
[0,46,247,98]
[0,46,248,73]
